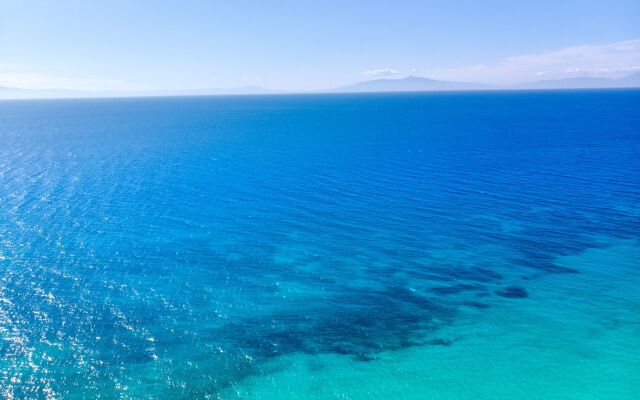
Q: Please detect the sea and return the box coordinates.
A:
[0,90,639,399]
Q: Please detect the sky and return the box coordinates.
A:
[1,0,640,91]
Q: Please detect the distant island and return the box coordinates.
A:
[2,73,640,100]
[330,75,495,92]
[331,73,640,93]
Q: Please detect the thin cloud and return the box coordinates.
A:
[242,76,262,83]
[362,68,399,78]
[424,39,640,84]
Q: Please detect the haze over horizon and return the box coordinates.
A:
[1,0,640,92]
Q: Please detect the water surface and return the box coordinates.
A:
[0,91,639,399]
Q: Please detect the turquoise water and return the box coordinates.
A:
[0,91,639,399]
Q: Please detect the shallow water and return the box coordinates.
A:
[0,91,639,399]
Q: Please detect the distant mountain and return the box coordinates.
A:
[513,72,640,90]
[332,75,495,93]
[620,72,640,85]
[333,73,640,93]
[3,73,640,100]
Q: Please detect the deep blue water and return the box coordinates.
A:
[0,91,639,399]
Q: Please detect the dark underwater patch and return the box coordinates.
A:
[421,265,504,283]
[425,338,453,346]
[218,284,456,362]
[518,257,580,274]
[495,286,528,299]
[354,353,378,362]
[431,283,485,295]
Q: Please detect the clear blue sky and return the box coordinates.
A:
[1,0,639,90]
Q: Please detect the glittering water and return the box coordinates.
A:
[0,91,639,399]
